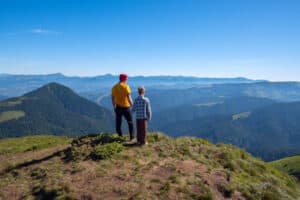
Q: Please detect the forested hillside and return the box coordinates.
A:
[270,155,300,181]
[0,83,114,138]
[151,96,276,127]
[159,101,300,161]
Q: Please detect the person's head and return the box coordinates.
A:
[119,73,128,82]
[138,86,145,95]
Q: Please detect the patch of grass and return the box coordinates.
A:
[160,182,171,195]
[262,190,281,200]
[190,187,214,200]
[96,166,108,177]
[90,142,124,160]
[0,135,71,155]
[92,133,125,146]
[0,98,23,107]
[194,102,221,107]
[175,138,193,157]
[70,163,83,174]
[147,132,171,143]
[0,110,25,123]
[31,183,75,200]
[63,147,82,162]
[169,175,180,184]
[217,183,234,198]
[232,111,251,120]
[30,167,47,180]
[198,194,214,200]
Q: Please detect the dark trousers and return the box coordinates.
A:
[136,119,148,144]
[115,106,134,139]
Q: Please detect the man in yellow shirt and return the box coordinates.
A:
[111,74,134,140]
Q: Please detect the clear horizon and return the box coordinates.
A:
[1,0,300,81]
[0,72,287,82]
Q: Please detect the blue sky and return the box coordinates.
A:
[0,0,300,81]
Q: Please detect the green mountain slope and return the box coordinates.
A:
[151,96,276,127]
[0,83,114,138]
[270,155,300,180]
[0,95,6,100]
[0,133,299,200]
[160,101,300,161]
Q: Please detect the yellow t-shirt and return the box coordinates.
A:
[112,82,131,107]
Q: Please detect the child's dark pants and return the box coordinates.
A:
[136,119,148,144]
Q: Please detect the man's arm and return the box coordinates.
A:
[127,94,133,106]
[111,96,116,108]
[111,96,117,113]
[146,99,152,121]
[131,99,136,113]
[126,85,133,106]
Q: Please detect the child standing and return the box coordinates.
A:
[132,86,152,145]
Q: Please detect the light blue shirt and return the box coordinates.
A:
[132,95,152,120]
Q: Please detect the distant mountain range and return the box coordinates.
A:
[0,73,261,97]
[0,83,114,137]
[97,82,300,113]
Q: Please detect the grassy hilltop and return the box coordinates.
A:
[270,155,300,180]
[0,133,299,200]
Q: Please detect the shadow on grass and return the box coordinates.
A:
[123,142,141,147]
[0,148,68,176]
[291,172,300,181]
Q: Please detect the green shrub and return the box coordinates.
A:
[169,175,180,184]
[90,142,124,160]
[160,182,171,195]
[30,167,47,180]
[32,183,75,200]
[25,144,38,152]
[63,147,81,162]
[147,132,170,143]
[70,163,83,174]
[262,185,281,200]
[217,183,234,198]
[190,188,214,200]
[92,134,125,146]
[176,144,191,156]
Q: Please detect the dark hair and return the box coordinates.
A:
[138,86,145,94]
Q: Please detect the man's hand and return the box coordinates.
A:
[112,96,116,109]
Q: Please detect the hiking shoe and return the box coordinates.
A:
[128,138,136,143]
[140,142,148,146]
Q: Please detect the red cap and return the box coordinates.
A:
[119,74,128,82]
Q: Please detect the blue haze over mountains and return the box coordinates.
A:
[0,73,260,97]
[2,73,300,161]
